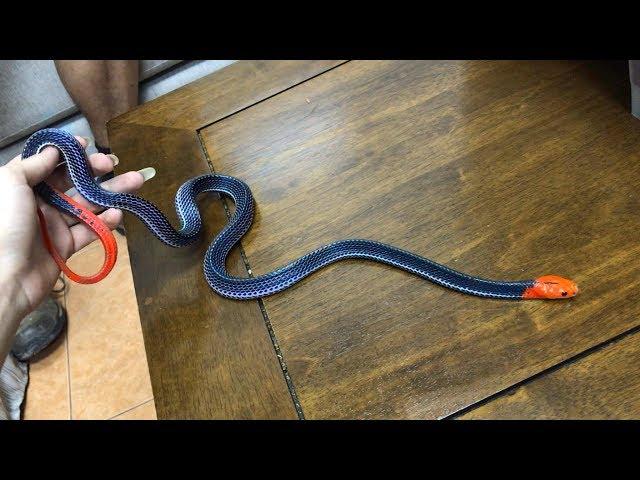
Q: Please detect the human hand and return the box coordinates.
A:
[0,138,144,319]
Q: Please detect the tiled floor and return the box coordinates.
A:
[23,232,157,420]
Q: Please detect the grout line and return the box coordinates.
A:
[446,322,640,419]
[195,61,349,134]
[107,397,155,420]
[197,133,305,420]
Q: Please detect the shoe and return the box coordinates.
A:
[11,296,67,362]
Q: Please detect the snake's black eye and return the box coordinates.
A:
[561,291,567,296]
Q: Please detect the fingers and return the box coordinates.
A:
[70,208,124,253]
[47,152,119,192]
[5,135,90,188]
[37,201,75,259]
[61,171,145,226]
[73,136,89,151]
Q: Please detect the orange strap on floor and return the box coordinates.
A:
[37,190,118,284]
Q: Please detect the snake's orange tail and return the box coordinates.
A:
[38,190,117,284]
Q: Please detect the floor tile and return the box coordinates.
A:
[65,232,153,419]
[22,327,70,420]
[112,398,157,420]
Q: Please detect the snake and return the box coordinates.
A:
[24,128,579,300]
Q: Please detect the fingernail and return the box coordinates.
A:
[137,167,156,182]
[107,154,119,166]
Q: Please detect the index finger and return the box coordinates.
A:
[6,133,90,187]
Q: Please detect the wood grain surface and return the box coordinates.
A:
[457,329,640,419]
[113,60,347,130]
[201,60,640,418]
[108,60,344,418]
[110,60,640,419]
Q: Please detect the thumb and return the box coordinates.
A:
[18,146,61,187]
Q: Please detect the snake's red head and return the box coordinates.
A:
[523,275,579,300]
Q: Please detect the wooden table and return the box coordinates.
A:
[108,60,640,419]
